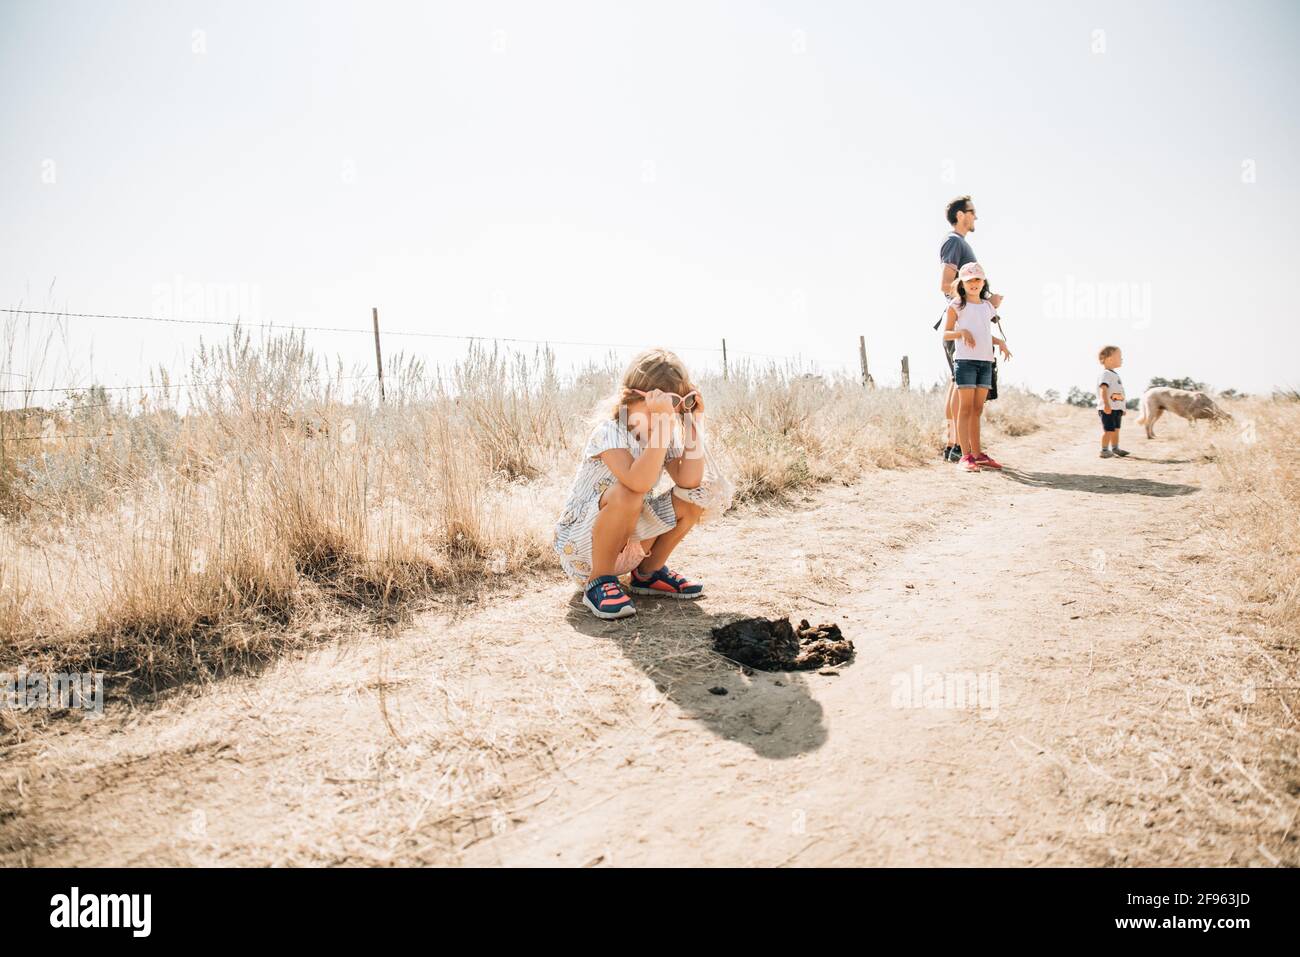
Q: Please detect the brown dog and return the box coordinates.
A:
[1136,387,1232,438]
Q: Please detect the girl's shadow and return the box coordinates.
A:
[564,596,829,759]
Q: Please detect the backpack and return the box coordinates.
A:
[988,314,1007,401]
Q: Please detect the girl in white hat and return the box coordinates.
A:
[939,262,1012,471]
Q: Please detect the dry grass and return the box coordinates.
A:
[0,333,565,693]
[982,388,1045,437]
[0,323,1046,703]
[1210,398,1300,629]
[3,392,1295,865]
[1043,398,1300,865]
[707,365,946,500]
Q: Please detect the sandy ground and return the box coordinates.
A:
[3,406,1295,867]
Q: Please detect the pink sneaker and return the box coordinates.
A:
[961,454,981,472]
[974,453,1002,470]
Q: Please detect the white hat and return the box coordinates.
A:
[958,262,986,282]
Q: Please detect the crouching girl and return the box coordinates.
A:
[554,348,712,620]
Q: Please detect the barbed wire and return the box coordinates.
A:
[3,432,118,442]
[0,371,383,397]
[0,305,852,398]
[1,307,794,359]
[2,381,182,396]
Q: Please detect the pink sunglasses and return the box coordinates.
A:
[630,388,700,411]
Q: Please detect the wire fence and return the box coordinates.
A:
[1,306,797,364]
[0,303,880,442]
[4,432,119,441]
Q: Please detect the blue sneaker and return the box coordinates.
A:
[629,564,704,599]
[583,575,636,620]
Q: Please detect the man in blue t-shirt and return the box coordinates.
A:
[936,196,1003,460]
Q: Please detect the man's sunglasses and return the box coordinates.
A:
[630,388,700,412]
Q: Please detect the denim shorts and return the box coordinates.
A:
[952,358,993,390]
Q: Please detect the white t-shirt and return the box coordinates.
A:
[950,299,998,361]
[1097,369,1125,402]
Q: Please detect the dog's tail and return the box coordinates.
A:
[1136,391,1150,425]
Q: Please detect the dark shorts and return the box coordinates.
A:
[1099,408,1124,431]
[953,358,993,390]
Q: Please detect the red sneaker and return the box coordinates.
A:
[974,453,1002,470]
[629,564,704,599]
[961,454,981,472]
[583,575,637,619]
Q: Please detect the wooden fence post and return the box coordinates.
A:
[372,307,386,403]
[901,355,910,390]
[859,336,873,389]
[721,338,728,381]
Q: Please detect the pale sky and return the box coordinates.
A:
[2,0,1298,405]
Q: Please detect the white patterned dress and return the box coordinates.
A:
[553,418,683,583]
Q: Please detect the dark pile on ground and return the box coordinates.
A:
[710,617,854,671]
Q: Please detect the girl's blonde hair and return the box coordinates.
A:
[599,348,695,421]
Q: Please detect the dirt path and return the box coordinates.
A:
[3,408,1293,866]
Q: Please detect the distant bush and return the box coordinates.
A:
[1148,376,1207,392]
[1066,386,1097,408]
[1147,377,1247,399]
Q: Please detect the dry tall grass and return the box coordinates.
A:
[982,388,1045,437]
[1,324,1046,697]
[1052,398,1300,865]
[1209,398,1300,633]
